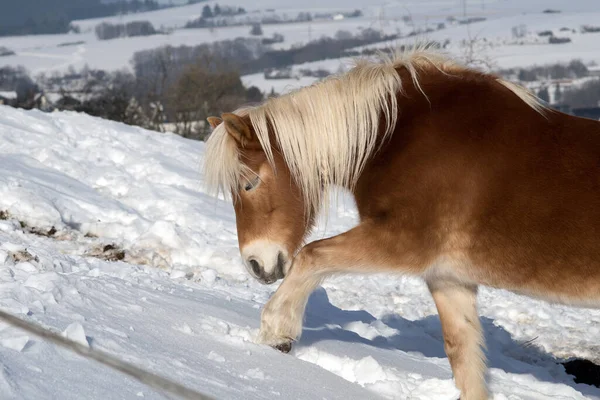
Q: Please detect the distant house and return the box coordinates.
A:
[588,65,600,77]
[27,93,53,112]
[264,67,295,80]
[54,95,81,111]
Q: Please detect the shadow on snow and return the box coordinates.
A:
[299,288,600,397]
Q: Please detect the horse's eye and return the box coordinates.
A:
[244,176,260,191]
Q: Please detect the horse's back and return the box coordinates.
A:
[467,109,600,304]
[356,82,600,305]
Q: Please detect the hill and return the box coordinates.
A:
[0,105,598,399]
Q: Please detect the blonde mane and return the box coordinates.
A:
[204,47,545,212]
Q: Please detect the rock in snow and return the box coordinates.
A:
[62,322,89,348]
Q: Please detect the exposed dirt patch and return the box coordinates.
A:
[86,243,126,262]
[1,210,128,263]
[28,226,58,237]
[1,210,57,237]
[11,249,39,263]
[0,210,23,227]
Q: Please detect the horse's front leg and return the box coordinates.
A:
[257,223,409,351]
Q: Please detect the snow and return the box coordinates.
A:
[1,0,600,76]
[0,15,387,75]
[242,74,320,96]
[0,105,598,399]
[403,10,600,69]
[242,57,355,95]
[0,92,17,100]
[62,322,89,348]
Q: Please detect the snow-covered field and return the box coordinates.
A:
[0,105,598,399]
[0,1,397,76]
[1,0,600,78]
[242,57,354,96]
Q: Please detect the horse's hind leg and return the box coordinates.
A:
[427,278,488,400]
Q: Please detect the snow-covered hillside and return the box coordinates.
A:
[0,105,598,399]
[1,0,600,77]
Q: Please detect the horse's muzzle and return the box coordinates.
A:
[242,241,290,284]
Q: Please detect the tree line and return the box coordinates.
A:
[499,60,589,82]
[1,29,430,140]
[95,21,158,41]
[0,0,163,36]
[501,61,600,109]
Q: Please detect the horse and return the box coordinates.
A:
[203,47,600,399]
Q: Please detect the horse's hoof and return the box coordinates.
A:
[274,341,292,353]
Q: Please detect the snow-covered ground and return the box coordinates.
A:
[1,0,600,77]
[0,105,598,399]
[242,57,354,95]
[0,4,394,76]
[372,9,600,69]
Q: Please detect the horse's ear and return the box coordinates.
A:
[207,116,222,129]
[221,113,253,145]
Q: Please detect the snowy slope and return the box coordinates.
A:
[69,0,600,31]
[2,0,600,75]
[0,18,387,75]
[0,105,598,399]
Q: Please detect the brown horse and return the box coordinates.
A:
[204,48,600,399]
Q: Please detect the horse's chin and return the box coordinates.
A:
[256,276,282,285]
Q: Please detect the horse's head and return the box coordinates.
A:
[206,113,313,284]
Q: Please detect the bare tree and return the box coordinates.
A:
[562,80,600,108]
[460,25,496,70]
[511,24,527,39]
[537,86,550,103]
[250,23,263,36]
[167,54,246,139]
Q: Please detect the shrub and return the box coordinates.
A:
[549,36,571,44]
[250,23,263,36]
[0,47,15,57]
[95,21,156,41]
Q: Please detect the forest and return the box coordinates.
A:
[0,0,163,36]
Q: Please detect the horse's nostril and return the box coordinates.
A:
[248,258,262,277]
